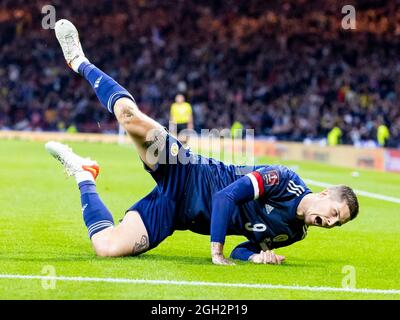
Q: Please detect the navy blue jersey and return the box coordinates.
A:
[236,166,310,251]
[129,134,311,256]
[177,162,311,250]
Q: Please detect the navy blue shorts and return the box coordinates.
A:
[127,134,193,250]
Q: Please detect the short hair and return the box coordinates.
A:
[329,185,359,220]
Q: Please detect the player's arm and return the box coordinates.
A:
[230,241,285,264]
[211,167,286,265]
[230,241,260,261]
[210,175,255,265]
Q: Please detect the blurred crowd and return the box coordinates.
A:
[1,0,400,148]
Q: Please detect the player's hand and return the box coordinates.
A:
[249,250,285,265]
[211,241,236,265]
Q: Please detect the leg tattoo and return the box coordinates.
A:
[132,235,149,255]
[143,129,167,162]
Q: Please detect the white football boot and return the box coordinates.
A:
[45,141,99,181]
[54,19,88,72]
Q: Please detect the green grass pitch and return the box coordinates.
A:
[0,139,399,299]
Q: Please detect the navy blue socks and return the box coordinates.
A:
[78,61,134,113]
[79,181,114,239]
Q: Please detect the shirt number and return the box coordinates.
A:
[245,222,267,232]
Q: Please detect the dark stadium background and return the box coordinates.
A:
[1,0,399,148]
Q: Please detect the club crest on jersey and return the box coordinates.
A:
[273,234,289,242]
[263,170,279,186]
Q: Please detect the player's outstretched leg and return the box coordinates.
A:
[45,141,149,257]
[54,19,165,170]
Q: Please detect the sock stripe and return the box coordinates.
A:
[88,221,113,234]
[87,220,110,232]
[88,223,113,236]
[88,223,114,238]
[88,225,112,237]
[87,220,114,234]
[106,91,134,113]
[78,155,115,240]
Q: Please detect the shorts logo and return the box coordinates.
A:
[170,143,179,157]
[263,170,279,186]
[273,234,289,242]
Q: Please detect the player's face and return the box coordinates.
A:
[305,190,351,228]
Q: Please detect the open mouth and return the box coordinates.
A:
[314,216,322,226]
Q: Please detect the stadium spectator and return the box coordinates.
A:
[327,126,342,146]
[377,120,391,147]
[1,0,400,148]
[170,93,193,143]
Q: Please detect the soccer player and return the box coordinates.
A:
[46,19,359,265]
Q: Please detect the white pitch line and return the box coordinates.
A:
[304,178,400,204]
[0,274,399,295]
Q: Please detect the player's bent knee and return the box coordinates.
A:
[114,98,161,138]
[93,240,126,257]
[91,212,150,258]
[114,98,142,125]
[91,228,125,257]
[94,243,123,257]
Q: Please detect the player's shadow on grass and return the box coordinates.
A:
[0,253,349,267]
[127,254,348,268]
[128,253,211,265]
[271,257,352,268]
[0,253,100,263]
[0,253,211,265]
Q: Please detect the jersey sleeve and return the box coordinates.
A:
[210,166,306,245]
[245,166,293,200]
[230,241,261,261]
[210,175,255,244]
